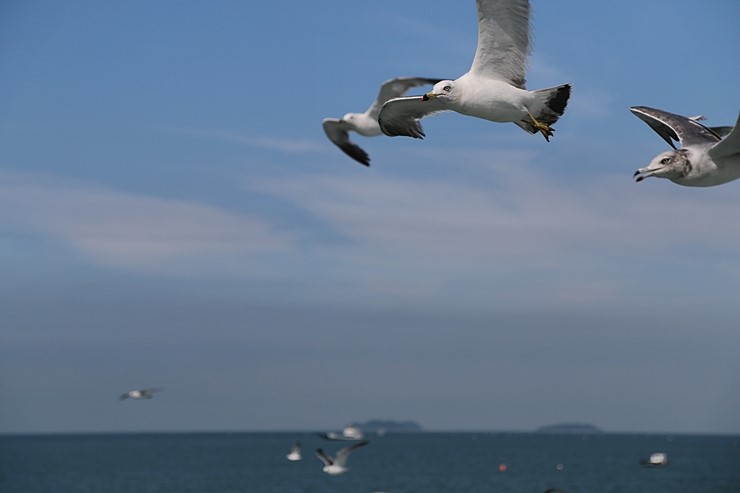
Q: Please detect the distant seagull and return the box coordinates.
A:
[378,0,571,142]
[119,387,163,400]
[631,106,740,186]
[315,440,369,475]
[286,441,302,461]
[322,77,442,166]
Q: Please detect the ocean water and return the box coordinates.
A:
[1,432,738,493]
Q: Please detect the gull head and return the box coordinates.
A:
[341,113,359,124]
[422,80,456,102]
[634,150,687,182]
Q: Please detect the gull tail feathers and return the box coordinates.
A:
[516,84,571,135]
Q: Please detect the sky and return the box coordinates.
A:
[1,0,739,435]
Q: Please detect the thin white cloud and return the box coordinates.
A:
[168,127,328,154]
[0,170,291,269]
[260,165,733,263]
[253,145,740,304]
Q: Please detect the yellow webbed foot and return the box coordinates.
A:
[527,110,554,142]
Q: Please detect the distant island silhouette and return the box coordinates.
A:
[536,423,603,434]
[355,419,423,433]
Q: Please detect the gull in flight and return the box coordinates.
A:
[286,441,302,461]
[631,106,740,186]
[323,77,442,166]
[315,440,369,475]
[378,0,571,142]
[119,387,164,400]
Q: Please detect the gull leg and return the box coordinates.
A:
[526,110,554,142]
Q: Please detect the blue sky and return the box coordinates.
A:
[1,0,739,434]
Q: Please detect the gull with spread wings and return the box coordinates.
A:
[315,440,369,475]
[378,0,571,142]
[323,77,442,166]
[631,106,740,187]
[119,387,164,400]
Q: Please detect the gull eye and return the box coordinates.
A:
[443,85,451,92]
[660,157,670,164]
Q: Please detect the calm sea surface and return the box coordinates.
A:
[1,432,738,493]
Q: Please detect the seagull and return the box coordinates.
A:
[378,0,571,142]
[286,441,302,461]
[118,387,163,400]
[315,440,369,475]
[631,106,740,186]
[322,77,442,166]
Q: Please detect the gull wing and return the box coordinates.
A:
[315,448,334,467]
[141,387,163,397]
[708,112,740,161]
[470,0,531,88]
[709,125,734,139]
[378,96,449,139]
[630,106,721,149]
[366,77,444,119]
[322,118,370,166]
[333,440,369,467]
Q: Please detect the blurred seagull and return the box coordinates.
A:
[322,77,442,166]
[286,441,302,461]
[378,0,571,142]
[119,387,163,400]
[315,440,369,475]
[631,106,740,186]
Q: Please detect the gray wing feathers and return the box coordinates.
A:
[378,96,449,138]
[471,0,531,87]
[709,126,734,139]
[630,106,721,149]
[315,448,334,467]
[367,77,443,118]
[334,440,369,466]
[708,112,740,160]
[322,118,370,166]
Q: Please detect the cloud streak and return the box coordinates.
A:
[0,170,291,269]
[167,127,328,154]
[253,145,740,306]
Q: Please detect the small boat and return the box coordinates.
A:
[342,425,364,440]
[319,424,365,441]
[640,452,669,467]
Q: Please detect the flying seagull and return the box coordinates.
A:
[119,387,163,400]
[322,77,442,166]
[631,106,740,186]
[286,441,302,461]
[315,440,369,475]
[378,0,571,142]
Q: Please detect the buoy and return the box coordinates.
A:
[498,463,508,472]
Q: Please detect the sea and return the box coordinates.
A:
[1,432,738,493]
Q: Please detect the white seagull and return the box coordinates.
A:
[315,440,369,475]
[119,387,163,400]
[323,77,442,166]
[631,106,740,187]
[378,0,571,142]
[286,441,302,461]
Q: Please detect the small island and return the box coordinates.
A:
[536,423,603,434]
